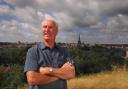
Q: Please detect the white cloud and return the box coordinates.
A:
[1,0,128,43]
[0,20,41,42]
[14,7,37,22]
[0,5,12,15]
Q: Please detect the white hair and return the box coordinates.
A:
[42,19,58,30]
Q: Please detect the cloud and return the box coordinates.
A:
[109,15,128,31]
[14,7,37,22]
[97,0,128,16]
[0,20,41,42]
[1,0,128,43]
[0,5,12,15]
[5,0,36,8]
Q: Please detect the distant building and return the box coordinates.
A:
[0,40,128,59]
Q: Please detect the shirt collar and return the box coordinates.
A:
[39,42,59,49]
[39,43,45,49]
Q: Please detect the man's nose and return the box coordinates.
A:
[44,27,50,31]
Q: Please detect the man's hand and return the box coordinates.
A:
[61,62,75,76]
[62,62,73,68]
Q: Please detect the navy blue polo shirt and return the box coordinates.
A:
[24,43,72,89]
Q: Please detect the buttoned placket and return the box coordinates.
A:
[48,48,54,67]
[49,48,59,67]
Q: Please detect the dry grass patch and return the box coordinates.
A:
[68,69,128,89]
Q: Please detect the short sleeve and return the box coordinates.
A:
[24,47,39,73]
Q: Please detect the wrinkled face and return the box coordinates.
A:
[42,20,58,42]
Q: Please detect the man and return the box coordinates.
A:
[24,19,76,89]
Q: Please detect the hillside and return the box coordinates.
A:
[68,68,128,89]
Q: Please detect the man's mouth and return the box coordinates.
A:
[44,33,50,37]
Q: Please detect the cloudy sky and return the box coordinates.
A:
[0,0,128,44]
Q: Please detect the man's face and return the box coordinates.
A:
[42,20,58,42]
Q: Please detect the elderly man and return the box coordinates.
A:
[24,19,76,89]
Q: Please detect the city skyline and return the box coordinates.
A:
[0,0,128,44]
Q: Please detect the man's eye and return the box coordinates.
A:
[43,26,47,28]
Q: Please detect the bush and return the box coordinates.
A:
[0,45,125,87]
[0,48,26,65]
[69,45,124,75]
[0,65,26,88]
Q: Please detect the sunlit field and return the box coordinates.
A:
[18,68,128,89]
[68,68,128,89]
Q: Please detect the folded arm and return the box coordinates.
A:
[26,62,75,85]
[26,71,58,85]
[39,62,76,80]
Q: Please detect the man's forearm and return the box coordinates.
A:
[39,62,76,80]
[26,71,58,85]
[50,66,75,80]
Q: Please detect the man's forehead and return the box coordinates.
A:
[42,19,58,30]
[42,20,56,26]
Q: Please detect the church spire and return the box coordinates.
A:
[77,34,81,47]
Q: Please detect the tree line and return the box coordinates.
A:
[0,45,127,88]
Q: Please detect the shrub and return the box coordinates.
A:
[69,45,124,75]
[0,65,26,88]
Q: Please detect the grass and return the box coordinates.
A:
[68,68,128,89]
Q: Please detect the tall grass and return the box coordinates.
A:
[68,68,128,89]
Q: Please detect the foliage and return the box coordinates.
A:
[0,48,27,65]
[0,65,26,88]
[0,45,126,87]
[68,45,124,75]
